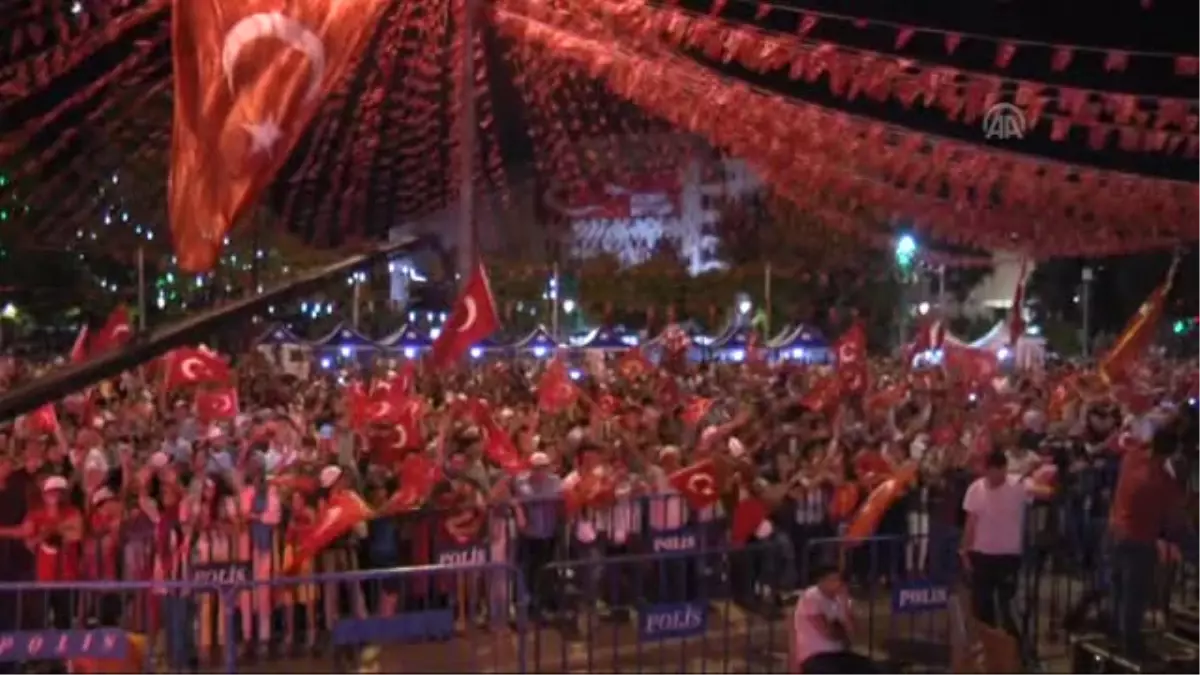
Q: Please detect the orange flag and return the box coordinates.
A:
[170,0,389,272]
[1099,254,1179,384]
[285,489,373,575]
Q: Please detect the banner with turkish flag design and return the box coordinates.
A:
[170,0,389,272]
[834,321,868,395]
[429,261,500,369]
[284,489,373,575]
[162,346,232,391]
[537,358,579,413]
[90,306,133,355]
[668,460,721,511]
[195,386,239,422]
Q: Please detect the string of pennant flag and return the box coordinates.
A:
[706,0,1199,72]
[626,1,1200,155]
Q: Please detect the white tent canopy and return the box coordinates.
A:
[943,321,1046,371]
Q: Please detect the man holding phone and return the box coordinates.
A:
[789,564,878,673]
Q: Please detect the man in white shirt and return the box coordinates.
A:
[789,565,877,673]
[960,450,1027,640]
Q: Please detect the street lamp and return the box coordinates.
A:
[895,235,917,270]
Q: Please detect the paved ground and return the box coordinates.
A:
[174,572,1195,673]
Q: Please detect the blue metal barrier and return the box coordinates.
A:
[526,544,790,673]
[0,562,528,673]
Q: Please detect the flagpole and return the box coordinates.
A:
[454,0,478,287]
[551,261,561,340]
[136,246,147,332]
[763,261,772,338]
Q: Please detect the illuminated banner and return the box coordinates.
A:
[546,173,681,221]
[0,629,128,662]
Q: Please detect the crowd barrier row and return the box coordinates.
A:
[0,532,1194,673]
[5,460,1195,672]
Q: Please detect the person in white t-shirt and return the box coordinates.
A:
[960,449,1027,640]
[789,565,878,673]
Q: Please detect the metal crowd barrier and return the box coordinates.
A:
[0,563,529,673]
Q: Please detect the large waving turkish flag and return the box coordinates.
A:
[170,0,388,272]
[429,261,500,369]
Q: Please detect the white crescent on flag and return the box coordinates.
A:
[459,297,478,333]
[180,357,207,381]
[687,473,716,498]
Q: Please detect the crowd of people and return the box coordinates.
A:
[0,330,1194,671]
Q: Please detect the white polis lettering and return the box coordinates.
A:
[191,563,250,585]
[651,533,698,553]
[0,630,128,662]
[898,585,949,609]
[436,547,486,566]
[643,605,705,637]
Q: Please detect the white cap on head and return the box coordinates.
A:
[658,445,680,460]
[42,475,68,492]
[319,465,343,489]
[149,452,171,469]
[90,487,114,506]
[529,452,550,468]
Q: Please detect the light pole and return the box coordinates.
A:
[895,234,918,349]
[1080,266,1093,359]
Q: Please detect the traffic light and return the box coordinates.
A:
[1175,320,1186,334]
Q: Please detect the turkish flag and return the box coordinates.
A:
[668,460,721,511]
[429,261,500,369]
[616,346,653,380]
[1007,259,1028,346]
[21,404,60,436]
[835,321,868,395]
[565,468,617,516]
[69,325,90,364]
[469,399,529,476]
[1100,257,1179,384]
[730,497,769,547]
[90,306,133,355]
[537,358,579,413]
[943,342,999,385]
[800,375,841,414]
[285,489,373,575]
[381,452,442,515]
[163,346,232,391]
[680,396,713,426]
[170,0,388,272]
[195,386,240,422]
